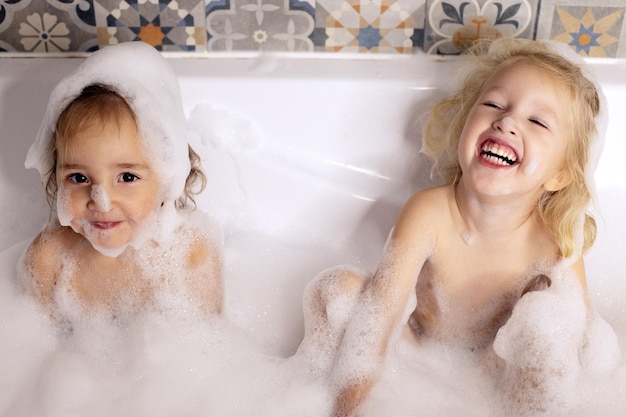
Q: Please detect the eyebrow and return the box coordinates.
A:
[58,163,87,170]
[59,163,150,170]
[116,163,150,170]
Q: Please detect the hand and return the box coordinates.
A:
[333,379,373,417]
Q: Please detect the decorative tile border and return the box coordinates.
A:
[0,0,624,56]
[205,0,315,52]
[315,0,423,53]
[551,6,624,57]
[0,0,99,53]
[423,0,541,54]
[96,0,207,52]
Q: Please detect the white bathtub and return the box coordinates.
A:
[1,53,626,415]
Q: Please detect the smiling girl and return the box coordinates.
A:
[298,39,617,416]
[19,42,223,319]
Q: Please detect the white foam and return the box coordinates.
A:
[55,183,73,229]
[90,184,111,212]
[2,48,626,417]
[494,273,585,413]
[26,42,191,205]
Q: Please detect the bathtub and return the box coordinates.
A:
[1,53,625,415]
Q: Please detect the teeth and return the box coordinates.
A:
[480,142,517,166]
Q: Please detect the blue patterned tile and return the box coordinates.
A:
[205,0,315,52]
[551,6,624,57]
[95,0,206,52]
[424,0,541,54]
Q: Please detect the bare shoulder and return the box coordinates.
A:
[177,210,223,269]
[21,227,76,303]
[392,186,451,240]
[24,227,75,271]
[175,210,224,315]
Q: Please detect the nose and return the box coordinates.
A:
[89,184,112,212]
[493,116,518,136]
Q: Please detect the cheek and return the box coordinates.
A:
[55,183,75,226]
[130,193,160,222]
[456,132,474,168]
[521,157,538,177]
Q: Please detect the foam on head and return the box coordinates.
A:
[25,41,190,206]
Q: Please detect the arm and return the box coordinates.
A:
[332,191,439,416]
[493,256,589,414]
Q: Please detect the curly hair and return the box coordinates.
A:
[44,84,206,210]
[422,38,599,258]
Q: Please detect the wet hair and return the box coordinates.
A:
[44,84,206,210]
[422,38,599,258]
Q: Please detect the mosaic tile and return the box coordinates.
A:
[423,0,541,54]
[0,0,624,55]
[550,6,624,58]
[95,0,207,52]
[205,0,315,52]
[0,0,98,53]
[315,0,423,53]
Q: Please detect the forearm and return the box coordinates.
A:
[494,267,588,413]
[329,297,392,417]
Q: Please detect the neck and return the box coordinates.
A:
[452,180,541,241]
[79,237,128,267]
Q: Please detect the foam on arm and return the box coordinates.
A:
[331,192,436,416]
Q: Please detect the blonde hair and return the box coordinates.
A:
[422,38,599,258]
[44,84,206,210]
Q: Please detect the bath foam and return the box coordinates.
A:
[2,238,337,417]
[188,103,262,156]
[26,41,191,207]
[89,184,111,213]
[4,241,623,417]
[55,181,167,259]
[494,291,584,412]
[2,46,625,417]
[26,41,196,258]
[296,265,369,378]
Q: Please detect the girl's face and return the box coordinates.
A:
[457,62,573,200]
[55,113,161,256]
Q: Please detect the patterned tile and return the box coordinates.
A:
[95,0,207,52]
[550,6,624,58]
[0,0,624,55]
[315,0,424,53]
[0,0,98,53]
[205,0,315,52]
[423,0,541,55]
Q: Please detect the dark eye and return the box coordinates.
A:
[120,172,139,183]
[67,173,89,184]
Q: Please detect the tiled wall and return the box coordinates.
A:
[0,0,624,57]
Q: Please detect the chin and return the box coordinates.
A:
[88,240,129,258]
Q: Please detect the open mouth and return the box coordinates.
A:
[479,140,519,166]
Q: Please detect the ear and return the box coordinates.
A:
[543,169,572,192]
